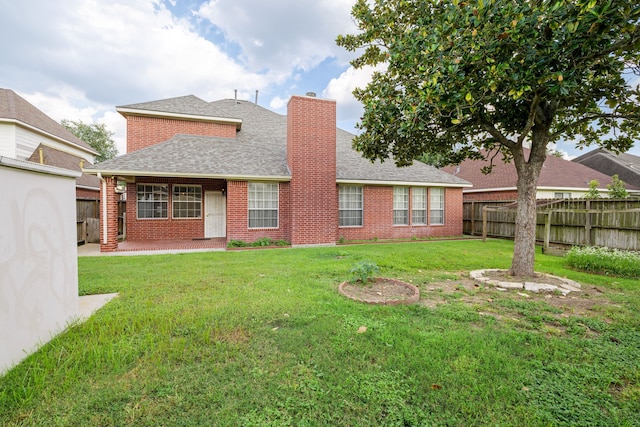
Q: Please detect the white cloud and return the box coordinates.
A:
[195,0,357,77]
[323,64,384,126]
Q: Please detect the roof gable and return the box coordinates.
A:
[0,88,96,154]
[117,95,242,129]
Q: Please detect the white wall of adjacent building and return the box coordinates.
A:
[0,157,80,375]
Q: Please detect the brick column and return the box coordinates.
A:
[100,176,119,252]
[287,95,338,246]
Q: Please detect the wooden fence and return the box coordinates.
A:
[76,199,100,244]
[463,198,640,251]
[76,199,126,244]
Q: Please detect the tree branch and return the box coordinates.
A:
[518,93,541,145]
[551,111,640,139]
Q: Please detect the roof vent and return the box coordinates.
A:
[306,92,316,97]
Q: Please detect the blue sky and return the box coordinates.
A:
[0,0,637,158]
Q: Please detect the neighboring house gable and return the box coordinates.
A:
[0,88,99,198]
[88,94,471,251]
[441,150,625,200]
[572,148,640,188]
[0,88,97,161]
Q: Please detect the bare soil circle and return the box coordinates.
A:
[339,278,420,305]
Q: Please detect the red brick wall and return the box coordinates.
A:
[338,186,464,241]
[226,180,291,243]
[287,96,337,245]
[76,188,100,200]
[126,115,237,152]
[126,177,225,240]
[463,190,518,201]
[100,177,119,252]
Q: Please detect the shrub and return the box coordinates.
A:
[227,239,249,248]
[566,246,640,278]
[350,260,380,284]
[227,238,290,248]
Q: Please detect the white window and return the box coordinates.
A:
[393,187,409,225]
[554,192,572,199]
[430,187,445,225]
[137,184,168,219]
[172,185,202,218]
[248,182,278,228]
[412,187,427,225]
[339,185,363,227]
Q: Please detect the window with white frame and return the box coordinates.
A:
[339,185,363,227]
[172,185,202,218]
[393,187,409,225]
[554,192,572,199]
[430,187,445,225]
[137,184,168,219]
[412,187,427,225]
[248,182,279,228]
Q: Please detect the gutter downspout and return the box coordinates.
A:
[98,172,107,245]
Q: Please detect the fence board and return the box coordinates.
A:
[465,198,640,251]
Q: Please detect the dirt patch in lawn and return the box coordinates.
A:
[416,272,624,336]
[339,278,420,305]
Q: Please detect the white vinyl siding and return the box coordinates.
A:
[339,185,363,227]
[248,182,279,228]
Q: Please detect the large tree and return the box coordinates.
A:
[337,0,640,277]
[61,119,118,163]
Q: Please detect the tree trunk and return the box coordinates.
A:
[510,135,548,277]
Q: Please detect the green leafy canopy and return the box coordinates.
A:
[338,0,639,277]
[337,0,640,167]
[61,119,118,163]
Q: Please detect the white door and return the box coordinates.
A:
[205,191,226,238]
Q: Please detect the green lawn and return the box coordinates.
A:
[1,239,639,426]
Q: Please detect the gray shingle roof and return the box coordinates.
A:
[91,96,470,187]
[573,148,640,187]
[26,144,100,189]
[336,129,470,185]
[118,95,237,119]
[0,88,97,154]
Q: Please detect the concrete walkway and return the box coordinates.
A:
[77,293,119,322]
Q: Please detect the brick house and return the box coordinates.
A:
[88,94,470,252]
[441,149,627,201]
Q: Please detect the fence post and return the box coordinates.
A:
[585,199,591,246]
[482,206,487,242]
[544,212,551,252]
[470,201,476,236]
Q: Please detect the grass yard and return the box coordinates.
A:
[1,239,639,426]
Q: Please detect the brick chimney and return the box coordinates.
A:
[287,95,337,246]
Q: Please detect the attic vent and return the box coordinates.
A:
[306,92,316,97]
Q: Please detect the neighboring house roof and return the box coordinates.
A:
[572,148,640,188]
[441,149,625,193]
[0,88,97,155]
[91,97,470,187]
[26,144,100,190]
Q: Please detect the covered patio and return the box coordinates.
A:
[78,238,227,256]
